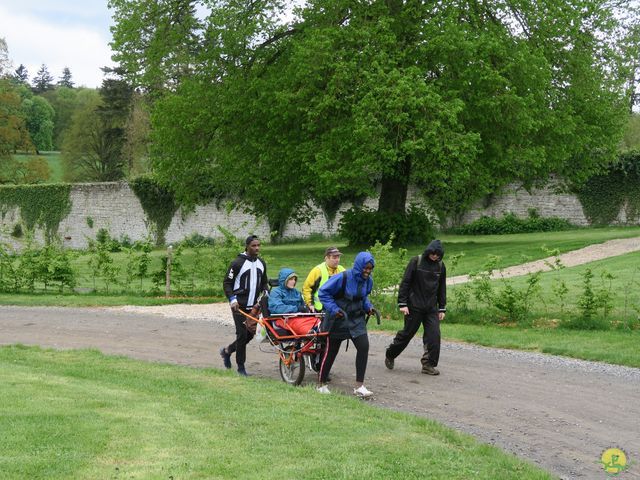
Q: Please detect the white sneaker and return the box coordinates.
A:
[316,385,331,394]
[353,385,373,398]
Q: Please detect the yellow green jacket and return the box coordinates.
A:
[302,262,345,310]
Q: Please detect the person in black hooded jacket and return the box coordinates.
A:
[385,239,446,375]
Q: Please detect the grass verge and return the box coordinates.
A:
[0,292,223,307]
[437,324,640,368]
[0,346,552,479]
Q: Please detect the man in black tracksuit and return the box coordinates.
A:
[385,239,446,375]
[220,235,268,376]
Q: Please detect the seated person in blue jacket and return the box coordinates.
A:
[317,251,376,398]
[268,268,306,314]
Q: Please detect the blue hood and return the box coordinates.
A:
[352,252,375,279]
[277,268,297,289]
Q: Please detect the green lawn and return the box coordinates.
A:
[437,324,640,368]
[0,346,552,480]
[256,226,640,277]
[36,226,640,296]
[13,151,64,182]
[0,292,221,307]
[447,250,640,320]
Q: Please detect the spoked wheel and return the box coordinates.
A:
[279,345,305,385]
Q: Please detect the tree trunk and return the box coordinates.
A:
[378,159,410,214]
[378,176,409,214]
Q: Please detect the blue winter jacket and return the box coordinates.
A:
[318,252,374,317]
[268,268,306,314]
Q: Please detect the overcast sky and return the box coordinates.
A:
[0,0,114,88]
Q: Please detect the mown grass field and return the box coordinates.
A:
[447,249,640,316]
[55,225,640,295]
[270,226,640,276]
[12,151,64,182]
[437,324,640,368]
[0,345,552,480]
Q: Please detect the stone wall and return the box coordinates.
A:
[0,180,634,250]
[0,182,379,249]
[459,183,590,226]
[458,181,633,226]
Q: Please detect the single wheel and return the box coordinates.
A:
[279,345,305,385]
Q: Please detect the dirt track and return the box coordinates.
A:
[1,305,638,480]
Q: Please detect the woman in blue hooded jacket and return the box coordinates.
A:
[317,251,375,398]
[268,268,306,314]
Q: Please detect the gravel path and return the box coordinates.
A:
[2,304,638,480]
[448,236,640,285]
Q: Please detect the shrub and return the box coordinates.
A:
[178,233,216,248]
[452,211,574,235]
[368,237,408,299]
[11,223,23,238]
[493,272,541,324]
[561,268,611,330]
[94,228,128,252]
[339,205,435,246]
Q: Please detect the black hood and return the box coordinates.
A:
[424,239,444,260]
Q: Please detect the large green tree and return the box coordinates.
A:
[62,73,133,182]
[22,95,55,153]
[0,79,33,183]
[42,86,79,149]
[62,90,122,181]
[110,0,635,229]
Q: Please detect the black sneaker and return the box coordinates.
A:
[422,365,440,376]
[219,347,231,369]
[384,356,394,370]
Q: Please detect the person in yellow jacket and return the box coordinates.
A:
[302,246,345,312]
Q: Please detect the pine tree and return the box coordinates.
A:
[32,64,54,93]
[14,64,29,85]
[57,67,74,88]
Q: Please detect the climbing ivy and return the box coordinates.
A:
[0,184,72,242]
[576,150,640,225]
[129,176,179,246]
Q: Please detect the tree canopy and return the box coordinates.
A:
[22,95,55,153]
[110,0,637,229]
[62,73,133,182]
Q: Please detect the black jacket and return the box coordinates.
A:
[223,253,268,309]
[397,239,446,313]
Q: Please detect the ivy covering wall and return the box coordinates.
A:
[0,184,72,242]
[577,150,640,225]
[129,176,179,246]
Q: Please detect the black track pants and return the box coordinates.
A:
[386,310,440,367]
[225,309,255,367]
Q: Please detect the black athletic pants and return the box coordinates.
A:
[319,334,369,383]
[386,309,440,367]
[225,308,255,367]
